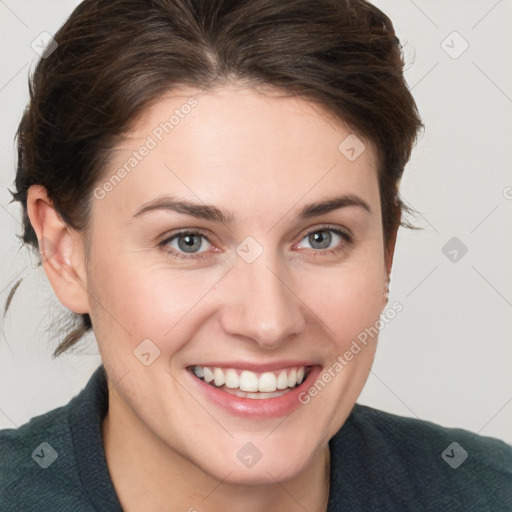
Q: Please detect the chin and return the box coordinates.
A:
[205,457,310,486]
[186,433,323,486]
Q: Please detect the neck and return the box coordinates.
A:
[102,389,331,512]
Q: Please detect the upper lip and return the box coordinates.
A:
[187,360,319,372]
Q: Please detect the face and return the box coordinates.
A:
[85,84,391,484]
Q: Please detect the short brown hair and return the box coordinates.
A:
[8,0,423,356]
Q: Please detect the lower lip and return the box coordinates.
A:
[185,366,323,419]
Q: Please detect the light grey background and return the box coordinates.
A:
[1,1,511,444]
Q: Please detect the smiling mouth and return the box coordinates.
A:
[188,365,312,400]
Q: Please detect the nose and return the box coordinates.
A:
[219,251,306,350]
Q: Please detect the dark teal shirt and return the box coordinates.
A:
[1,365,511,511]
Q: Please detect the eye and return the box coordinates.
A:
[160,231,212,259]
[297,227,350,254]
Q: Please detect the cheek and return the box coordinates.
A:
[297,255,385,347]
[87,233,385,361]
[87,250,226,351]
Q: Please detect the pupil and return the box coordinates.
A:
[310,230,331,249]
[179,234,201,253]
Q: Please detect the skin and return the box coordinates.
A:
[27,83,398,512]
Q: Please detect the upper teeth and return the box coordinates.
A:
[192,366,307,393]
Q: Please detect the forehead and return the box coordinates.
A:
[96,85,380,222]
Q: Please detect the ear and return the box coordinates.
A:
[382,209,401,306]
[384,221,400,278]
[385,203,401,274]
[26,185,90,314]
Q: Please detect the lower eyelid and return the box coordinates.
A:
[297,228,350,246]
[162,232,212,252]
[160,227,350,258]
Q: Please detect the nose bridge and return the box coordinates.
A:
[221,246,306,348]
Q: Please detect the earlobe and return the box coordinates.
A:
[385,214,401,277]
[26,185,90,315]
[383,274,390,303]
[382,218,400,306]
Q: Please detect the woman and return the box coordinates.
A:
[1,0,511,510]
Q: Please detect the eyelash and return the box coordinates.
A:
[158,225,352,261]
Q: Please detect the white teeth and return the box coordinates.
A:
[213,368,225,387]
[191,365,309,394]
[203,367,214,383]
[224,369,240,389]
[258,372,277,392]
[276,370,288,390]
[239,370,259,392]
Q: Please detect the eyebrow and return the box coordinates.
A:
[131,193,371,224]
